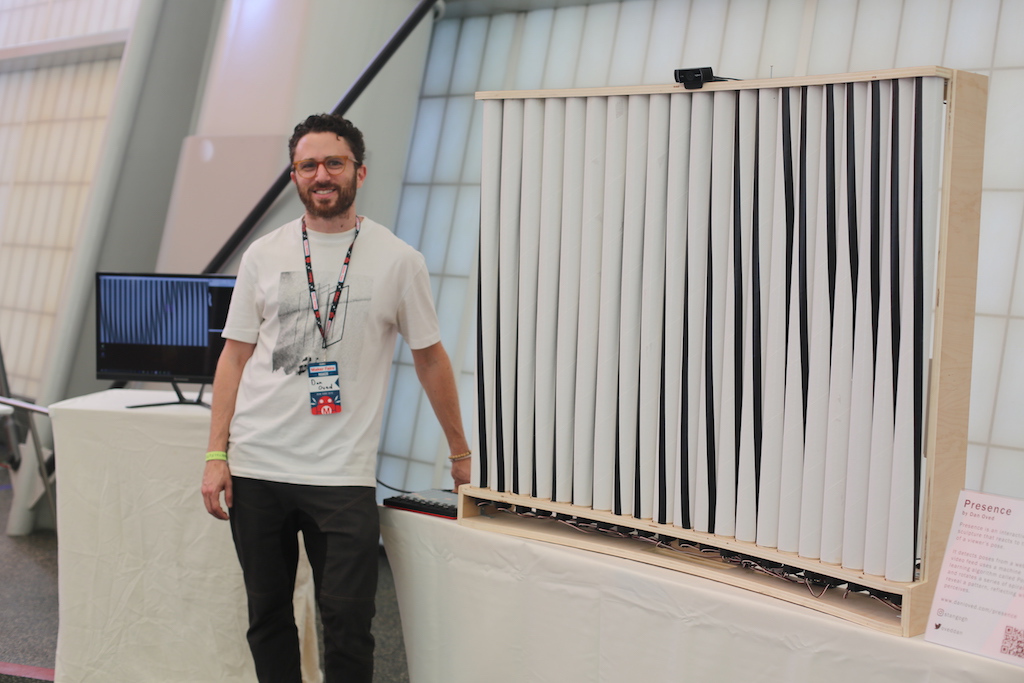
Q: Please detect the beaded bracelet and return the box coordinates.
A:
[448,451,472,462]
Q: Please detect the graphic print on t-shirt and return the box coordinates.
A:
[272,270,370,377]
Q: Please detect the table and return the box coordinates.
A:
[50,389,320,683]
[380,506,1023,683]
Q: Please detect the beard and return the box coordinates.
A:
[299,173,357,219]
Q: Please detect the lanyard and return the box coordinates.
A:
[302,216,361,349]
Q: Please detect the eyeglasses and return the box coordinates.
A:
[292,156,354,179]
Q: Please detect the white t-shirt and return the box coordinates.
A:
[222,216,440,486]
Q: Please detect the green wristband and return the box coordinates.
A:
[205,451,228,462]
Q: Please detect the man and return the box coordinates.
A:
[201,113,471,683]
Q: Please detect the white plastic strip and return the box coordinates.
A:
[663,93,692,527]
[572,97,608,509]
[478,99,503,489]
[776,87,806,554]
[554,97,586,503]
[498,99,524,492]
[714,90,740,539]
[515,98,544,495]
[820,82,858,565]
[536,97,566,502]
[863,81,896,578]
[696,91,735,533]
[593,95,628,512]
[799,85,833,560]
[637,94,669,521]
[616,95,649,516]
[737,88,778,543]
[755,88,790,549]
[918,77,944,447]
[885,77,918,582]
[842,80,877,571]
[732,88,759,542]
[682,91,713,530]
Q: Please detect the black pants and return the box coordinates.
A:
[229,477,379,683]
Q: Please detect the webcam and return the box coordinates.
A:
[674,67,728,90]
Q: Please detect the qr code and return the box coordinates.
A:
[1001,626,1024,658]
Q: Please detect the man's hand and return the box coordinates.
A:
[451,457,471,491]
[201,460,233,520]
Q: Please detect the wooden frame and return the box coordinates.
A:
[461,67,987,637]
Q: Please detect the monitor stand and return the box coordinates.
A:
[127,381,211,409]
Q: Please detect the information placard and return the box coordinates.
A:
[926,490,1024,667]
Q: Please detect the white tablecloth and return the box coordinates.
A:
[50,389,319,683]
[380,506,1022,683]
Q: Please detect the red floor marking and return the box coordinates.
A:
[0,661,56,681]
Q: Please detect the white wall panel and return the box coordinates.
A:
[478,13,518,91]
[944,0,999,71]
[718,0,767,80]
[680,0,726,72]
[982,446,1024,498]
[406,97,447,184]
[807,0,857,76]
[970,317,1003,454]
[975,191,1024,315]
[422,18,460,97]
[513,9,554,90]
[574,3,619,88]
[394,185,429,249]
[0,51,121,398]
[461,101,486,184]
[983,69,1024,191]
[966,445,989,494]
[382,363,421,456]
[895,0,950,68]
[448,186,480,277]
[757,0,805,79]
[607,0,653,87]
[990,319,1024,451]
[543,6,586,89]
[421,185,459,272]
[196,0,307,136]
[0,0,136,47]
[411,390,445,463]
[642,0,688,85]
[994,0,1024,68]
[848,0,901,72]
[450,16,489,95]
[435,96,476,184]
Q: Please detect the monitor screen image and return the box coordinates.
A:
[95,272,236,386]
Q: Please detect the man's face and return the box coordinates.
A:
[291,132,366,219]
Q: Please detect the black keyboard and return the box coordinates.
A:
[383,489,459,519]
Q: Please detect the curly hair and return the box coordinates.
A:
[288,113,366,166]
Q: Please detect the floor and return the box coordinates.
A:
[0,465,410,683]
[0,466,57,682]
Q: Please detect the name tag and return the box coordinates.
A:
[308,361,341,415]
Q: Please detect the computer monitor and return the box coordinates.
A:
[95,272,236,407]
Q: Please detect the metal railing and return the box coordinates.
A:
[0,396,56,524]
